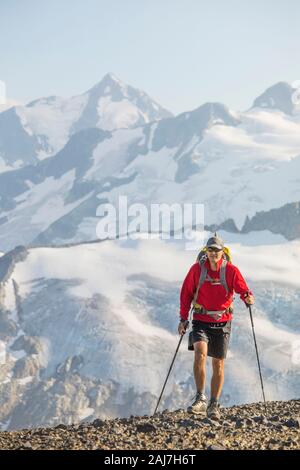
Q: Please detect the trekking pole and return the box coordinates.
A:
[247,304,266,407]
[153,317,190,415]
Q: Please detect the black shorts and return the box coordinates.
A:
[190,320,232,359]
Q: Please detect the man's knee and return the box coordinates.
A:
[212,357,225,374]
[194,342,207,363]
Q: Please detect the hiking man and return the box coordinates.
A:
[178,234,254,418]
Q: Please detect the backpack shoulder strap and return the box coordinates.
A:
[192,259,207,306]
[220,259,229,295]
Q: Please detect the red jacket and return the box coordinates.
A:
[180,257,252,323]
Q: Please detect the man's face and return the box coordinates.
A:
[207,247,223,262]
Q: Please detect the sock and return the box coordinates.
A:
[210,397,219,404]
[197,390,206,400]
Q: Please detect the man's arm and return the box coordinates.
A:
[232,266,254,305]
[179,263,199,320]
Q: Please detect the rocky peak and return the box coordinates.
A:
[252,81,300,116]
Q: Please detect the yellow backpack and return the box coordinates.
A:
[196,245,232,264]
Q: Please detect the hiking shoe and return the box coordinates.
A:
[207,399,221,419]
[187,392,207,414]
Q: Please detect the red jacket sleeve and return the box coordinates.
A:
[232,265,252,303]
[179,263,199,320]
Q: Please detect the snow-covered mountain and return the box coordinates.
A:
[1,84,300,251]
[0,231,299,430]
[0,73,172,170]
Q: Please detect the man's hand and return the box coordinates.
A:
[244,293,255,305]
[178,320,189,336]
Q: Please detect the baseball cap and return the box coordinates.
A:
[206,234,224,250]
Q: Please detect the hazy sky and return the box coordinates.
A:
[1,0,300,114]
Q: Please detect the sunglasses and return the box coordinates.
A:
[207,247,223,253]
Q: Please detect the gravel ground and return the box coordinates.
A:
[0,400,299,450]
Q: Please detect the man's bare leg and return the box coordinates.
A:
[207,357,224,419]
[194,341,208,393]
[211,357,225,399]
[188,341,208,414]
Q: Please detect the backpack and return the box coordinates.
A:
[192,245,232,309]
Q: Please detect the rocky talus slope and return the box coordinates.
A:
[0,400,299,450]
